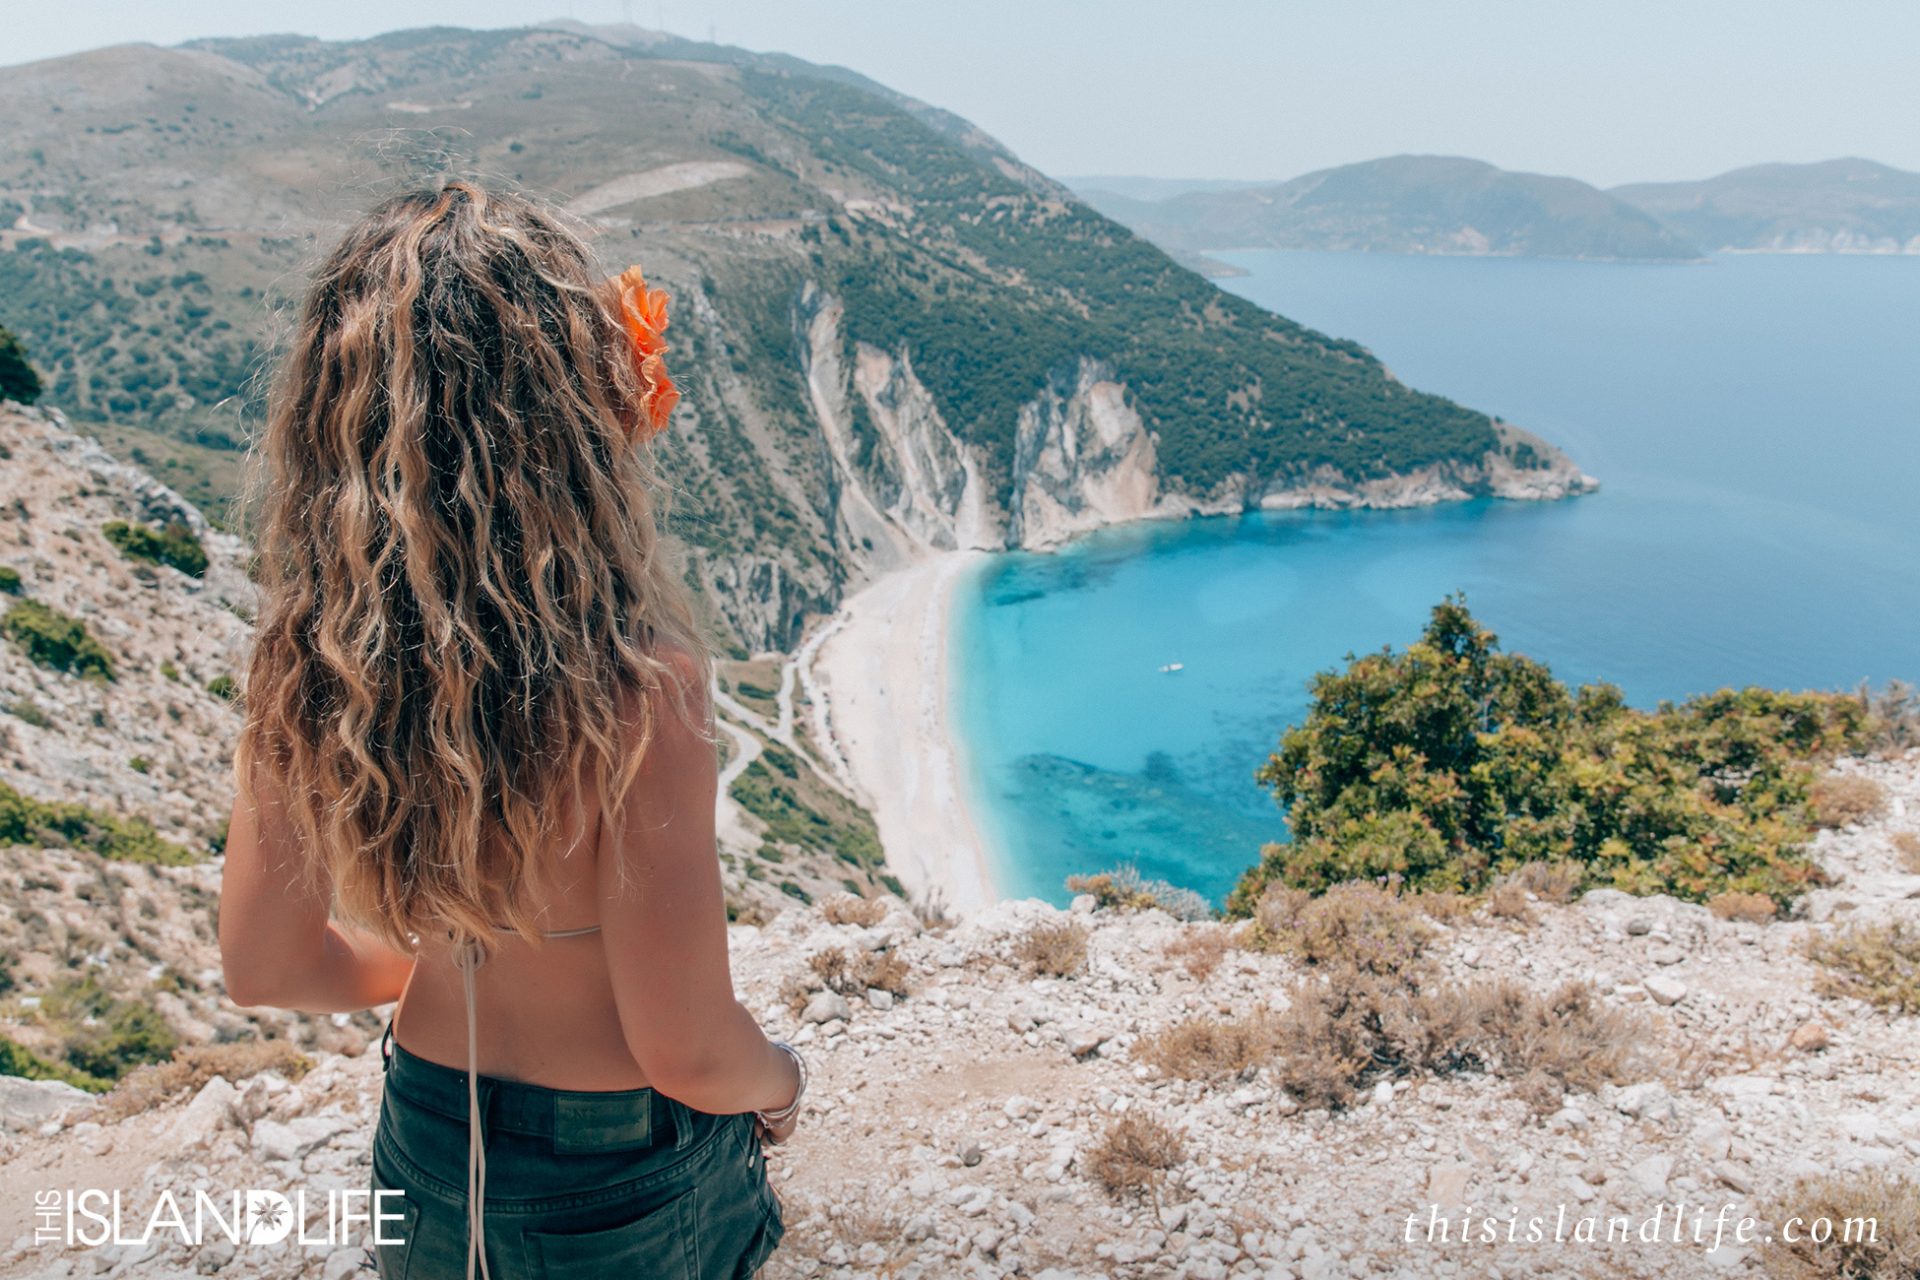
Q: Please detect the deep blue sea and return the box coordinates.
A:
[951,251,1920,906]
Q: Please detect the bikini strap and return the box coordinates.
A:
[451,936,492,1280]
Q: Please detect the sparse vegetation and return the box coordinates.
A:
[102,519,209,578]
[1759,1169,1920,1280]
[1135,1012,1280,1081]
[1808,923,1920,1015]
[807,945,911,1000]
[0,1032,106,1092]
[1232,599,1872,914]
[0,779,197,864]
[0,565,21,594]
[1162,926,1234,981]
[205,673,238,701]
[1065,865,1213,921]
[38,973,180,1084]
[2,598,116,679]
[1013,920,1089,978]
[91,1041,313,1122]
[1084,1111,1186,1201]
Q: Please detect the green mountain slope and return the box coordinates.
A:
[1611,158,1920,253]
[1075,155,1701,261]
[0,28,1584,649]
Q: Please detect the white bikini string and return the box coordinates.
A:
[454,938,492,1280]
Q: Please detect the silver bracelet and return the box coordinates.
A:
[756,1041,807,1124]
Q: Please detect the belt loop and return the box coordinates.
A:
[381,1020,395,1072]
[669,1097,694,1151]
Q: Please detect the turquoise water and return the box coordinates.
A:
[951,251,1920,906]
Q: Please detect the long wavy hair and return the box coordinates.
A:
[239,180,708,953]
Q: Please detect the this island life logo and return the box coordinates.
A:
[30,1186,407,1251]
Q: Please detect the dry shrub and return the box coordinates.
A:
[1064,865,1212,921]
[808,946,912,999]
[1759,1169,1920,1280]
[1808,924,1920,1015]
[819,893,888,928]
[1135,1012,1280,1081]
[1269,972,1644,1113]
[1509,861,1581,904]
[1163,925,1234,981]
[1486,878,1536,924]
[1411,890,1478,923]
[1084,1111,1186,1200]
[1250,880,1434,980]
[1709,890,1780,924]
[90,1040,312,1122]
[1014,920,1088,978]
[1891,831,1920,875]
[1809,775,1889,829]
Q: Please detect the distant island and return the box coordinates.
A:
[1070,156,1700,262]
[1072,154,1920,263]
[1611,157,1920,254]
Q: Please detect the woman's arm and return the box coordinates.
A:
[598,653,801,1120]
[218,762,416,1013]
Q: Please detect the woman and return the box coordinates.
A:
[218,180,798,1279]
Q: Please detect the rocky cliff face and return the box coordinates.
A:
[784,290,1595,598]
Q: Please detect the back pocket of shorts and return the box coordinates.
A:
[522,1188,698,1280]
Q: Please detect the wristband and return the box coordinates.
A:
[756,1041,807,1125]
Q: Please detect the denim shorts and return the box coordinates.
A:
[371,1036,784,1278]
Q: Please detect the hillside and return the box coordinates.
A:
[1072,156,1701,262]
[1612,158,1920,254]
[2,753,1916,1278]
[0,27,1589,652]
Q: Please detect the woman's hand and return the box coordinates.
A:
[756,1109,798,1146]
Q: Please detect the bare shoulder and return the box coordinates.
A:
[611,641,715,768]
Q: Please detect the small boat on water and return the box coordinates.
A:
[1159,662,1185,674]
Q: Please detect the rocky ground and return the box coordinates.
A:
[1,753,1914,1280]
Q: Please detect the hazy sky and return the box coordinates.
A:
[8,1,1918,188]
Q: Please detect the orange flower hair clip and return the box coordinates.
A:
[611,265,680,439]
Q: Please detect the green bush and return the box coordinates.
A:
[0,780,197,864]
[0,324,41,405]
[42,974,179,1083]
[1230,599,1872,913]
[0,566,21,595]
[0,1033,107,1092]
[1,599,115,679]
[205,674,238,702]
[102,520,208,578]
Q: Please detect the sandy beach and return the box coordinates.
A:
[806,549,998,915]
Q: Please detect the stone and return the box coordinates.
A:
[1626,916,1654,936]
[0,1077,92,1133]
[169,1077,239,1144]
[802,991,852,1025]
[1643,974,1688,1006]
[960,1140,984,1167]
[1064,1027,1111,1058]
[1627,1153,1674,1198]
[1613,1082,1674,1121]
[251,1114,351,1164]
[865,988,895,1012]
[1788,1021,1830,1052]
[1069,895,1098,915]
[1426,1161,1472,1206]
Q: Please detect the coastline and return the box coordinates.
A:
[806,549,998,915]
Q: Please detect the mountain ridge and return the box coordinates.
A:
[0,25,1589,651]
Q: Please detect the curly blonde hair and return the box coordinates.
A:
[238,180,707,952]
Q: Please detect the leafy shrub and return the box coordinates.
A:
[0,566,21,594]
[1065,865,1214,921]
[1807,775,1888,829]
[1759,1170,1920,1280]
[40,974,179,1083]
[205,674,238,701]
[1013,920,1089,978]
[0,324,41,405]
[1231,599,1872,914]
[1808,924,1920,1015]
[101,520,208,578]
[1084,1112,1186,1200]
[2,599,115,679]
[0,1033,105,1092]
[0,779,196,863]
[6,698,52,729]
